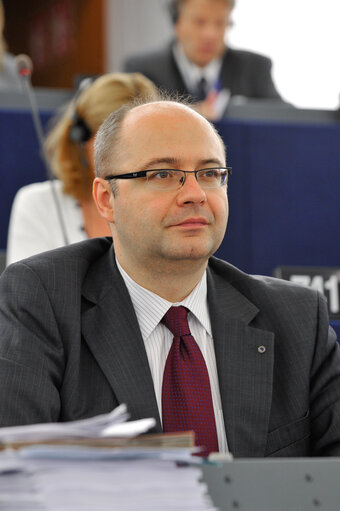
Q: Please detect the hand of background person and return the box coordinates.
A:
[194,90,221,121]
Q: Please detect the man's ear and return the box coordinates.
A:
[93,177,115,223]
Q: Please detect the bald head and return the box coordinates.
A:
[94,99,226,180]
[124,100,213,129]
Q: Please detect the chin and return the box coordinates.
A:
[196,52,218,66]
[195,57,213,68]
[166,244,216,261]
[161,234,223,261]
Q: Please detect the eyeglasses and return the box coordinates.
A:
[104,167,232,191]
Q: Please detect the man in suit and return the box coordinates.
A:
[0,97,340,457]
[124,0,282,119]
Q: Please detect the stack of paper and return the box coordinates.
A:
[0,404,146,444]
[0,406,216,511]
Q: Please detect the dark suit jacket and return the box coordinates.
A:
[0,237,340,457]
[124,43,282,101]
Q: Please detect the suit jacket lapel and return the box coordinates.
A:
[219,48,241,96]
[207,265,274,457]
[80,246,275,453]
[81,247,162,432]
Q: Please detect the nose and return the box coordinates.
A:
[201,21,221,41]
[176,173,206,205]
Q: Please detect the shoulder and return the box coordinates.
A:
[124,44,173,71]
[1,238,115,332]
[4,237,113,283]
[208,256,320,310]
[13,180,64,202]
[11,180,77,215]
[225,47,273,68]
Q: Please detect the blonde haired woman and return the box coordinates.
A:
[7,72,158,264]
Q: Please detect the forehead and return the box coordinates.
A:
[179,0,231,16]
[119,102,225,166]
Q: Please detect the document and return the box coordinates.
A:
[0,405,215,510]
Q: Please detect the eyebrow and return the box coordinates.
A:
[138,157,225,170]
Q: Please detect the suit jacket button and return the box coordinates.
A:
[258,345,266,354]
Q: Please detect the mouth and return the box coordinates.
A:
[198,44,218,54]
[172,218,209,229]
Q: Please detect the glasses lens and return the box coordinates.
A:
[145,168,228,190]
[146,170,184,190]
[197,168,227,188]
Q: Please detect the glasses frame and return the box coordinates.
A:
[104,167,232,190]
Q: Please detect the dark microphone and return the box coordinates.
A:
[15,54,69,246]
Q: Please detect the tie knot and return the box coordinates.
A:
[162,306,191,338]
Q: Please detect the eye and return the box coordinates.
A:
[200,169,219,179]
[148,170,176,180]
[192,16,205,28]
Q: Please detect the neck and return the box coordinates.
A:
[116,253,208,303]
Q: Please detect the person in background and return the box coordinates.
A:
[6,72,158,265]
[124,0,282,119]
[0,96,339,458]
[0,0,22,91]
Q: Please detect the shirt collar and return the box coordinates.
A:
[173,42,223,93]
[116,258,212,340]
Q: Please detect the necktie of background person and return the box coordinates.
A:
[161,306,219,457]
[196,76,207,101]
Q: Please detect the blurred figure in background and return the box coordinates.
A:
[124,0,282,119]
[0,0,22,91]
[6,72,158,265]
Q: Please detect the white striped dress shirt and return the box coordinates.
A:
[116,259,228,453]
[173,42,223,95]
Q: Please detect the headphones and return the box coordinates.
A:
[69,113,92,143]
[68,77,94,143]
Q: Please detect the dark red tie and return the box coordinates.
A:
[161,306,219,457]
